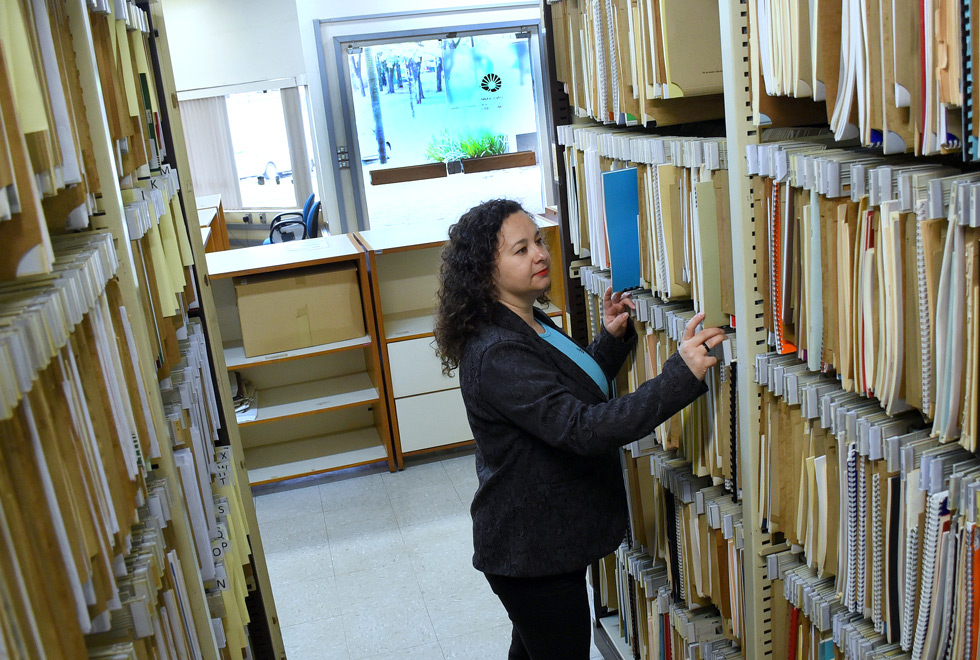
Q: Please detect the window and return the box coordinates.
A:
[345,31,546,230]
[226,90,295,208]
[181,85,318,211]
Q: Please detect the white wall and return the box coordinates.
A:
[295,0,543,234]
[163,0,306,93]
[162,0,543,231]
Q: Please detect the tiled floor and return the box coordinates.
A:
[253,452,605,660]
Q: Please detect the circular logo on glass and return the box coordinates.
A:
[480,73,502,93]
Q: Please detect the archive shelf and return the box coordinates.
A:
[204,234,396,485]
[0,1,277,658]
[148,6,288,656]
[544,0,771,655]
[546,0,980,654]
[355,217,566,468]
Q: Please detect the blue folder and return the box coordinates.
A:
[601,168,641,291]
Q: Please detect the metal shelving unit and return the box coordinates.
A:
[541,0,793,655]
[145,4,287,656]
[717,0,779,656]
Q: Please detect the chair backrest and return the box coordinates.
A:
[306,201,321,238]
[301,193,315,225]
[269,218,307,243]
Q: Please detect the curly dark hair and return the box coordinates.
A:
[434,199,546,376]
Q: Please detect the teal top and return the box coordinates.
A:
[538,325,610,398]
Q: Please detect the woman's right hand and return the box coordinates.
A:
[678,312,726,381]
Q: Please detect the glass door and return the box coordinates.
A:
[339,27,553,230]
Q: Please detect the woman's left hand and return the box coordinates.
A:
[602,286,635,339]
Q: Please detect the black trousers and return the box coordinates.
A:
[484,568,592,660]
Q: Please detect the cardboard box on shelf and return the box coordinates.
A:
[235,264,365,357]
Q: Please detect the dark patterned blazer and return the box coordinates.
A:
[458,303,708,577]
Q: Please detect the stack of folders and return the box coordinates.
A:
[756,351,980,660]
[86,481,204,660]
[746,0,975,157]
[163,319,253,654]
[1,0,162,282]
[748,140,980,449]
[558,124,734,328]
[610,445,745,659]
[0,234,251,657]
[0,0,107,282]
[86,2,167,178]
[581,266,738,485]
[547,0,725,126]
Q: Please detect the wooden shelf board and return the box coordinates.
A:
[244,427,388,485]
[402,440,475,457]
[356,224,451,253]
[205,234,361,279]
[383,310,435,341]
[238,372,378,426]
[224,335,371,370]
[532,214,559,229]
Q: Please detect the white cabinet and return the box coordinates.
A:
[386,337,459,397]
[356,218,565,467]
[395,390,473,453]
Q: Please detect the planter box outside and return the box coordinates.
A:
[368,151,537,186]
[461,150,537,174]
[370,162,447,186]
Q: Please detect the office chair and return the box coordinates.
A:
[262,193,315,245]
[306,201,321,238]
[268,217,307,243]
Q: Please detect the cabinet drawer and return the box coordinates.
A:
[395,389,472,453]
[386,337,458,397]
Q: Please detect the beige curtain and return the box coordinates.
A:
[178,96,243,209]
[281,87,314,208]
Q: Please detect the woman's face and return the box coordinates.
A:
[494,211,551,305]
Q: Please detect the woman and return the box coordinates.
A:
[434,199,725,659]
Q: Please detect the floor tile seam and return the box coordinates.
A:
[337,609,354,660]
[333,573,425,613]
[450,484,472,506]
[278,609,344,629]
[360,641,445,660]
[323,479,405,574]
[254,508,322,526]
[382,460,456,493]
[327,518,341,581]
[383,483,462,504]
[405,556,442,651]
[450,479,480,493]
[343,603,440,660]
[324,517,402,545]
[435,622,513,658]
[430,616,510,643]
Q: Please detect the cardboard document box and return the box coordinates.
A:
[235,264,365,357]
